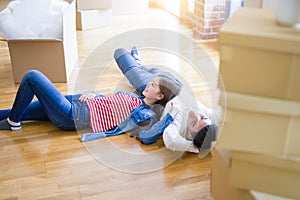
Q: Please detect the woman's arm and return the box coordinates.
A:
[137,113,174,144]
[137,103,179,144]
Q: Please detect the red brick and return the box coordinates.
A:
[182,0,225,40]
[204,11,226,19]
[201,33,219,39]
[203,19,225,26]
[212,25,223,33]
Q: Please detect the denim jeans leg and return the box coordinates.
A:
[114,48,156,93]
[1,101,49,121]
[17,100,49,121]
[9,70,75,130]
[0,109,11,121]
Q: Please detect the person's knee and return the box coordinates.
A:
[22,70,47,84]
[23,70,41,80]
[114,48,127,60]
[25,69,41,77]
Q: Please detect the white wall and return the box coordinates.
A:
[243,0,275,10]
[163,0,180,17]
[262,0,275,10]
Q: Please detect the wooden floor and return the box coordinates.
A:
[0,8,220,200]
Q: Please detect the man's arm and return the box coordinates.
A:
[162,110,199,153]
[163,125,199,153]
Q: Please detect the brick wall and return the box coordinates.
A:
[180,0,227,40]
[152,0,227,39]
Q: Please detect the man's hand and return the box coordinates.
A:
[79,93,96,102]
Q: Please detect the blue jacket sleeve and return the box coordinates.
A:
[138,113,174,144]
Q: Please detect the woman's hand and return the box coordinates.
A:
[79,93,96,102]
[168,102,179,118]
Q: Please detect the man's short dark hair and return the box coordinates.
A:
[193,124,218,150]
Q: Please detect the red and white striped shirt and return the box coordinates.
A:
[86,93,142,133]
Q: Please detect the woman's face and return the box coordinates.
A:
[186,111,212,140]
[142,77,163,102]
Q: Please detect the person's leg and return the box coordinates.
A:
[0,109,11,121]
[0,100,49,121]
[114,48,156,93]
[2,70,75,130]
[0,94,74,122]
[130,46,142,64]
[0,100,50,130]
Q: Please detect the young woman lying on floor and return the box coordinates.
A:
[0,48,182,142]
[113,47,219,155]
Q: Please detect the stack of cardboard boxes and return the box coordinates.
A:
[76,0,112,30]
[212,7,300,200]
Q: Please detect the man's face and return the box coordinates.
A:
[186,111,212,140]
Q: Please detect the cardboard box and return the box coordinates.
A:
[0,0,10,11]
[219,8,300,101]
[229,150,300,199]
[5,0,78,83]
[218,92,300,157]
[251,191,294,200]
[112,0,148,15]
[76,9,112,30]
[211,146,256,200]
[77,0,112,10]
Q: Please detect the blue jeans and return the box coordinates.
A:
[114,48,158,93]
[114,48,182,94]
[0,70,90,130]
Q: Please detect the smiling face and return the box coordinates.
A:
[186,111,212,140]
[142,77,164,105]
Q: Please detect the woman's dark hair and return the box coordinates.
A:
[156,75,182,106]
[193,124,218,150]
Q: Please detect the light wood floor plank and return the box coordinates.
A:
[0,8,219,200]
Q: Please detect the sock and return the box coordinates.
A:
[0,118,22,130]
[7,118,21,126]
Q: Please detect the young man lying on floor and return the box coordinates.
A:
[113,47,219,157]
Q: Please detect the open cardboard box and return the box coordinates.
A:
[76,9,112,30]
[1,0,78,83]
[0,0,10,10]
